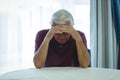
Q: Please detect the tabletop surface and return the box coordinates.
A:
[0,67,120,80]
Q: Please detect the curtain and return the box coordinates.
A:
[90,0,118,69]
[0,1,35,71]
[111,0,120,69]
[0,0,90,73]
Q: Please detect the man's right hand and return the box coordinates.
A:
[45,26,63,41]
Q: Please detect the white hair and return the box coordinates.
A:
[50,9,74,25]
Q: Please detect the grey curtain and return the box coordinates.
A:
[90,0,117,69]
[111,0,120,69]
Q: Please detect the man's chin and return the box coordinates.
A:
[58,41,67,44]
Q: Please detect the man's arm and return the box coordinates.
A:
[75,35,90,68]
[33,30,54,68]
[60,26,90,68]
[71,30,90,68]
[33,27,62,68]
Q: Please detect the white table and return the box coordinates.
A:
[0,67,120,80]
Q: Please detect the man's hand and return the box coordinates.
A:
[45,26,63,41]
[56,25,82,40]
[47,25,82,41]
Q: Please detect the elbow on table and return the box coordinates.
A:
[80,65,89,68]
[33,60,43,69]
[80,62,90,68]
[34,63,43,69]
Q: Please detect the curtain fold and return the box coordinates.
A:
[111,0,120,69]
[90,0,117,69]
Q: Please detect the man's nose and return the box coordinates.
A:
[59,34,65,38]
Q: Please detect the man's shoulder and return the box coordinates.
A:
[77,30,85,36]
[38,29,49,33]
[37,29,49,35]
[36,29,49,38]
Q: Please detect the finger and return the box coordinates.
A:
[59,27,71,33]
[52,27,63,34]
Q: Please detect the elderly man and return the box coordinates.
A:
[33,9,90,68]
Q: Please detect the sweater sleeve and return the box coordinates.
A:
[77,31,87,48]
[34,29,49,52]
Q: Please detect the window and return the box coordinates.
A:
[0,0,90,73]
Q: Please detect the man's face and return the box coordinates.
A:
[54,32,71,44]
[52,22,71,44]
